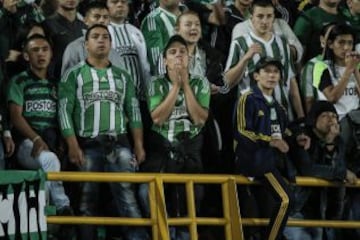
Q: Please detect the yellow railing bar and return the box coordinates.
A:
[185,180,197,240]
[227,178,244,239]
[154,177,170,240]
[47,172,360,187]
[148,181,158,240]
[221,180,232,240]
[47,216,360,229]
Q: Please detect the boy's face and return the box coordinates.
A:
[251,6,275,37]
[177,14,201,45]
[315,111,338,134]
[253,64,281,91]
[85,27,111,58]
[85,8,110,26]
[24,38,52,71]
[164,41,189,70]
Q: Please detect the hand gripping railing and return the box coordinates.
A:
[46,172,360,240]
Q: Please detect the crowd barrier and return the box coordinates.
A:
[45,172,360,240]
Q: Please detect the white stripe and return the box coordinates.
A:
[76,74,85,136]
[168,120,175,142]
[120,75,127,132]
[90,68,100,137]
[159,12,175,37]
[107,68,116,133]
[59,98,70,130]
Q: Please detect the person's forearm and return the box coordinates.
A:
[183,83,208,125]
[289,78,305,118]
[224,57,250,88]
[131,128,144,150]
[10,105,38,140]
[325,69,352,102]
[151,84,180,125]
[65,135,80,150]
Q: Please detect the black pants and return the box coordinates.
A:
[240,169,294,240]
[141,131,204,217]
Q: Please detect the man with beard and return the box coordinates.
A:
[294,0,345,63]
[45,0,86,79]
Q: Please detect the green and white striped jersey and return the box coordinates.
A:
[148,74,210,142]
[141,7,178,74]
[7,70,58,131]
[58,61,142,138]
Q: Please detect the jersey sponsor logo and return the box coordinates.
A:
[344,87,358,96]
[169,106,188,120]
[25,99,56,112]
[271,124,282,139]
[115,45,138,57]
[83,90,121,109]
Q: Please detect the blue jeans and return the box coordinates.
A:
[78,137,149,240]
[17,139,70,209]
[283,213,322,240]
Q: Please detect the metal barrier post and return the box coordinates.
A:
[185,180,197,240]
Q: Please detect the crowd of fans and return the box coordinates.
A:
[1,0,360,239]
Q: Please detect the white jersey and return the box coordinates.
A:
[108,22,150,100]
[317,64,360,120]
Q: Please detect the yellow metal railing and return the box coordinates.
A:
[47,172,360,240]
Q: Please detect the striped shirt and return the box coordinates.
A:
[58,61,142,138]
[7,70,57,131]
[141,7,178,74]
[108,22,150,101]
[299,55,323,100]
[148,74,210,142]
[225,31,296,120]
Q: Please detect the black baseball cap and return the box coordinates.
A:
[253,57,283,73]
[162,35,188,57]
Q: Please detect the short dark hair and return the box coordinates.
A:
[85,24,112,41]
[84,1,108,16]
[250,0,275,14]
[162,35,188,57]
[23,34,52,52]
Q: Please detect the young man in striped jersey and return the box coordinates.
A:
[58,24,149,240]
[7,34,73,238]
[141,0,183,75]
[139,35,210,239]
[225,0,305,123]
